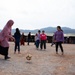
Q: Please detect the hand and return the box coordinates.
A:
[13,37,15,42]
[11,37,15,42]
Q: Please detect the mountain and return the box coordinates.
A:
[40,27,75,34]
[0,27,75,34]
[8,27,75,34]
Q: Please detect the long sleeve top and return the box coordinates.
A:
[54,31,64,42]
[0,20,14,47]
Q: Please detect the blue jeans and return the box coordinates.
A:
[35,40,40,48]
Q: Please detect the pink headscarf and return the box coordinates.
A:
[0,20,14,47]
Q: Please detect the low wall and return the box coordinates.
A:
[10,35,75,44]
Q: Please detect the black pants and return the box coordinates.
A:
[55,42,63,53]
[14,42,20,52]
[40,40,46,49]
[28,39,31,45]
[0,45,9,58]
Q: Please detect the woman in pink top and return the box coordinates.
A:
[0,20,15,60]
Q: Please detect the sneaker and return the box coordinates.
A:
[5,56,11,60]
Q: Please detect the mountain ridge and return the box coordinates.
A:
[0,27,75,34]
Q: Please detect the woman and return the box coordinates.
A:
[54,26,64,55]
[20,32,25,45]
[14,28,21,54]
[34,33,38,49]
[40,30,47,50]
[27,32,31,45]
[37,30,41,49]
[0,20,15,60]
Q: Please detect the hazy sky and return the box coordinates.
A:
[0,0,75,30]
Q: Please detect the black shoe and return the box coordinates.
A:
[5,56,11,60]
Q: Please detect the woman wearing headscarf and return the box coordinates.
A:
[0,20,15,60]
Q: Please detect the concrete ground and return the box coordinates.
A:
[0,42,75,75]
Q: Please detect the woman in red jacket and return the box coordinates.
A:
[40,30,47,50]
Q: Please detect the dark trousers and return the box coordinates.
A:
[14,42,20,52]
[40,40,46,49]
[55,42,63,53]
[0,45,9,58]
[28,39,31,45]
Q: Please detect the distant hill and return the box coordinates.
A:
[0,27,75,34]
[40,27,75,34]
[8,27,75,35]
